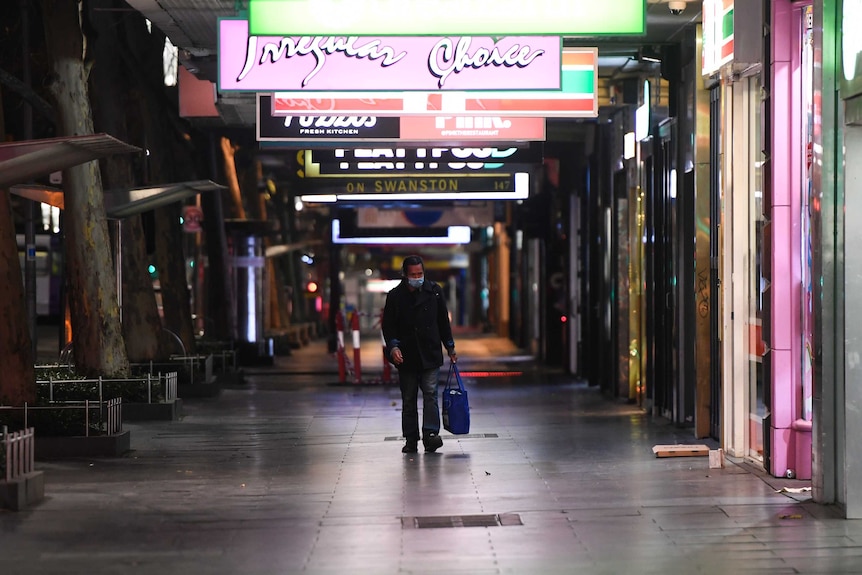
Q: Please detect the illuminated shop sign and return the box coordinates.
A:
[357,205,495,228]
[298,172,530,202]
[702,0,734,76]
[219,19,561,92]
[271,48,598,118]
[247,0,645,36]
[304,145,541,168]
[298,145,538,177]
[400,116,545,141]
[256,95,546,142]
[841,0,862,82]
[332,219,472,245]
[304,158,533,176]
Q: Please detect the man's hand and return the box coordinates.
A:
[448,349,458,364]
[391,347,404,365]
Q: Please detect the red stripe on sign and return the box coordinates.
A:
[561,51,597,66]
[399,116,546,141]
[273,97,405,113]
[721,39,734,59]
[426,93,443,111]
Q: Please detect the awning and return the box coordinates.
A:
[265,240,322,258]
[104,180,225,218]
[10,180,226,218]
[0,133,141,188]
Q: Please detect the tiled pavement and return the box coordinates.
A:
[4,330,861,574]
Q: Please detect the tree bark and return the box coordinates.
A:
[88,0,166,362]
[201,137,236,341]
[40,0,129,377]
[0,189,36,405]
[112,7,198,356]
[154,203,196,354]
[0,87,36,405]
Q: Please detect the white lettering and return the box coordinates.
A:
[435,116,513,130]
[286,116,377,128]
[428,37,546,88]
[336,147,519,161]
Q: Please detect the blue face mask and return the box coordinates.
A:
[407,277,424,289]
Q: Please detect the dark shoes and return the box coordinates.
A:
[403,435,443,453]
[423,434,443,453]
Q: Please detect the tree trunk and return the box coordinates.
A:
[88,0,166,362]
[109,7,199,356]
[201,138,236,341]
[40,0,129,377]
[0,87,36,405]
[154,203,196,354]
[120,216,169,360]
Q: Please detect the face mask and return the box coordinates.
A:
[407,277,424,289]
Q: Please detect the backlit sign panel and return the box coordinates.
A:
[332,220,472,245]
[304,158,533,176]
[298,146,539,177]
[842,0,862,98]
[298,172,530,202]
[219,19,562,92]
[702,0,734,76]
[271,48,598,118]
[248,0,646,36]
[306,145,542,166]
[256,95,546,142]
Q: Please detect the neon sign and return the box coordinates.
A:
[219,19,561,91]
[298,172,530,202]
[270,48,598,118]
[844,0,862,82]
[248,0,645,36]
[256,95,546,142]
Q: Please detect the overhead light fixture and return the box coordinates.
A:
[331,220,472,245]
[638,46,662,63]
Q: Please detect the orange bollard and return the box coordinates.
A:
[351,311,362,385]
[336,311,346,384]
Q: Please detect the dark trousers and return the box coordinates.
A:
[399,367,441,441]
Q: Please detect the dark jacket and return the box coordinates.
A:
[382,279,455,371]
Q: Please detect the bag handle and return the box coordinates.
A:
[445,362,465,392]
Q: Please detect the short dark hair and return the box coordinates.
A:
[401,255,424,276]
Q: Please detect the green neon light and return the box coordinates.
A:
[248,0,645,36]
[561,69,594,94]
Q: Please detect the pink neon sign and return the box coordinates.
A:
[218,19,561,92]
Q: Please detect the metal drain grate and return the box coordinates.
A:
[402,513,522,529]
[385,433,499,441]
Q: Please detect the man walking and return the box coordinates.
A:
[383,255,457,453]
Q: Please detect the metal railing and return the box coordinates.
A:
[35,372,178,404]
[0,398,123,438]
[2,426,35,482]
[133,355,214,386]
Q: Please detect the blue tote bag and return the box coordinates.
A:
[442,362,470,435]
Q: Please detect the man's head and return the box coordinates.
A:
[402,255,425,290]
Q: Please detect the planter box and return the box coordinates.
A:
[2,399,129,460]
[35,430,131,459]
[0,471,45,511]
[123,398,183,421]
